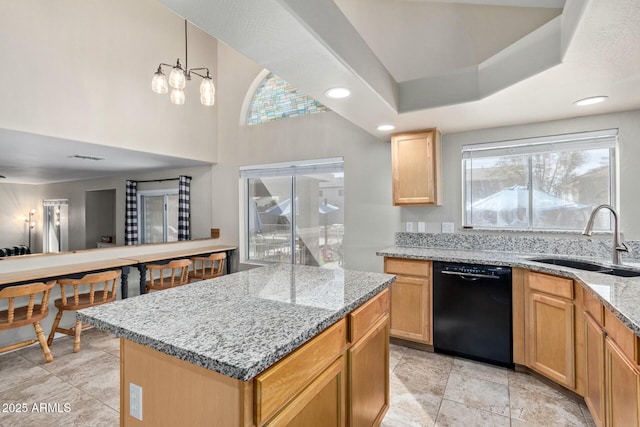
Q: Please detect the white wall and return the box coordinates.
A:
[213,43,399,273]
[0,0,217,162]
[39,165,213,250]
[400,109,640,239]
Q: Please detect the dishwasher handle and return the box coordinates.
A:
[440,270,500,280]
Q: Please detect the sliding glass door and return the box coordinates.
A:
[243,158,344,268]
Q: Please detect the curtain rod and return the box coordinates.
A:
[136,177,180,183]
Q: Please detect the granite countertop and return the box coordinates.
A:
[377,246,640,337]
[77,264,394,381]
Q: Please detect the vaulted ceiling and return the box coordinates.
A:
[157,0,640,137]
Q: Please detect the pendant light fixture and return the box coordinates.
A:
[151,20,215,106]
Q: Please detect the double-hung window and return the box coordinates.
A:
[463,129,617,231]
[240,157,344,267]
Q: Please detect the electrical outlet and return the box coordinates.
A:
[130,383,143,421]
[405,222,414,232]
[417,222,426,233]
[441,222,455,233]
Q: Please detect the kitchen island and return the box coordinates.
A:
[78,264,395,426]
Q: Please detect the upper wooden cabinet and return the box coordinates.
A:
[391,128,442,206]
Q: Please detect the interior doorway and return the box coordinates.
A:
[85,189,116,249]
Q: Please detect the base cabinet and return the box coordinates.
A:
[267,356,346,427]
[384,258,431,344]
[525,272,576,389]
[349,316,389,427]
[606,334,640,426]
[584,312,606,427]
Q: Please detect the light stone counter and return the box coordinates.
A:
[78,264,394,381]
[377,246,640,338]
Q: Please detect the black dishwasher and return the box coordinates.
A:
[433,261,513,368]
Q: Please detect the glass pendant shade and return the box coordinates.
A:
[200,78,215,106]
[151,70,168,94]
[201,92,215,106]
[169,64,186,89]
[170,89,185,105]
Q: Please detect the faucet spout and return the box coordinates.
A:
[583,204,628,265]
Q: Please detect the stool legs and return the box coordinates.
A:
[34,321,53,363]
[47,309,63,346]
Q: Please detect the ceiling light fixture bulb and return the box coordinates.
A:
[170,89,185,105]
[151,67,168,94]
[200,76,215,106]
[169,59,186,89]
[574,96,608,106]
[325,87,351,99]
[377,124,395,131]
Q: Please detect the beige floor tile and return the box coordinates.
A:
[0,385,119,427]
[510,384,588,426]
[580,402,597,427]
[508,370,568,400]
[451,357,509,386]
[73,368,120,411]
[390,343,408,372]
[435,399,510,427]
[384,380,439,427]
[443,371,510,417]
[0,364,53,394]
[0,370,73,403]
[0,351,35,371]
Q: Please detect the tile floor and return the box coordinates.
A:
[0,329,595,426]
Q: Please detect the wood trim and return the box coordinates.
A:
[584,290,604,325]
[526,271,573,299]
[584,312,606,427]
[574,284,586,397]
[348,315,390,427]
[605,336,640,427]
[384,258,430,277]
[349,288,390,344]
[604,309,640,366]
[526,292,576,388]
[120,338,247,426]
[512,268,526,365]
[254,319,347,425]
[265,356,346,427]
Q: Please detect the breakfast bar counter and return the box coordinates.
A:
[78,264,395,426]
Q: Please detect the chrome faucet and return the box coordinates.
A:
[582,204,629,265]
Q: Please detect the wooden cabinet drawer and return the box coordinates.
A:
[384,258,430,277]
[584,290,604,325]
[255,318,347,425]
[526,271,573,299]
[604,309,640,366]
[349,288,390,344]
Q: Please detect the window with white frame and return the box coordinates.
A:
[240,158,344,268]
[137,189,179,243]
[462,129,617,231]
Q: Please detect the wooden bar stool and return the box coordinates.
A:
[47,270,121,353]
[189,253,226,282]
[145,259,191,292]
[0,281,56,362]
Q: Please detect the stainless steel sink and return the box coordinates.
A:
[529,257,640,278]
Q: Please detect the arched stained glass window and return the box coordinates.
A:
[246,73,329,125]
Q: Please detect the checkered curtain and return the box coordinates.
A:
[125,180,138,245]
[178,175,191,240]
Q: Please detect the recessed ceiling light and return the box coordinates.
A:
[574,96,608,106]
[377,124,395,131]
[325,87,351,99]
